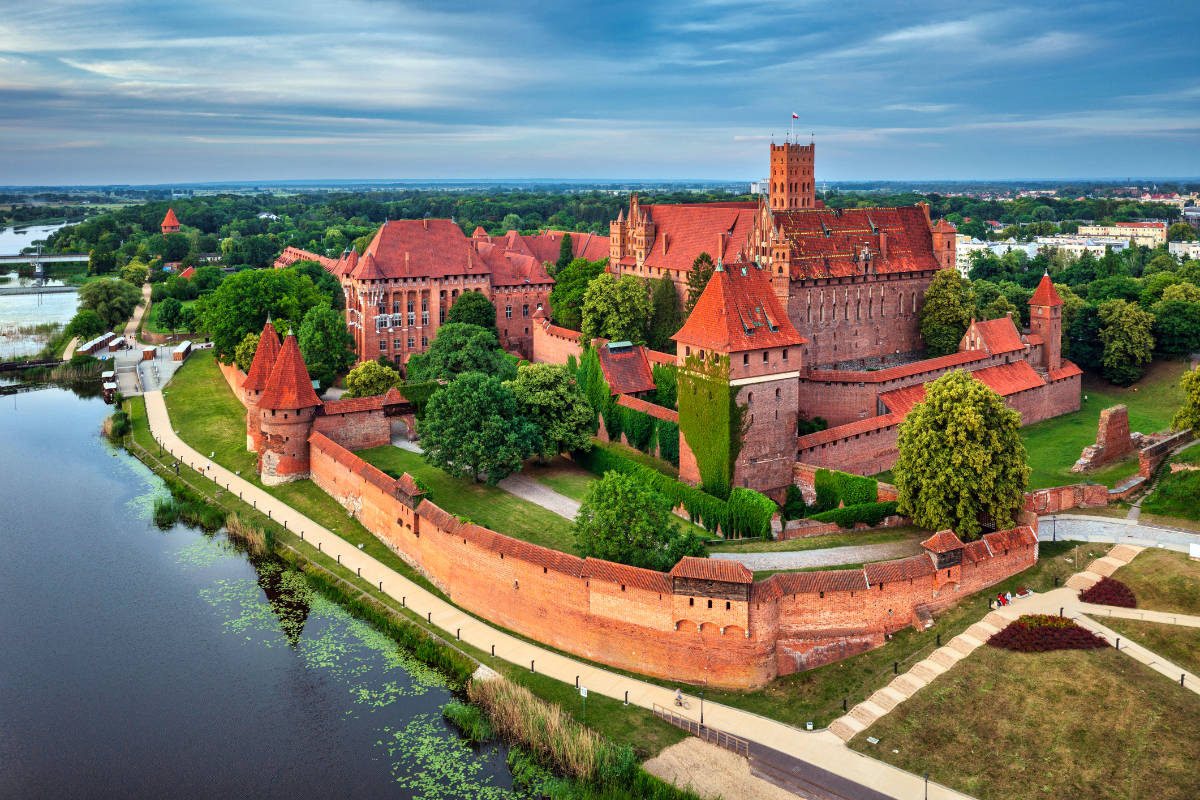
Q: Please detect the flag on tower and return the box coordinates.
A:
[792,113,799,119]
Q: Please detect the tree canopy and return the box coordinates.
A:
[580,272,652,344]
[298,305,354,391]
[685,252,715,313]
[155,296,183,333]
[405,322,513,383]
[344,360,401,398]
[505,363,593,461]
[573,471,706,570]
[1098,299,1155,385]
[234,331,260,373]
[418,372,538,485]
[78,278,142,330]
[919,269,974,356]
[895,370,1029,540]
[445,291,498,332]
[1174,366,1200,432]
[195,268,326,361]
[548,257,606,332]
[556,234,574,273]
[647,275,683,353]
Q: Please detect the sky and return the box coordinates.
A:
[0,0,1197,185]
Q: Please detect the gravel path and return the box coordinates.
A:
[710,540,924,571]
[497,473,580,520]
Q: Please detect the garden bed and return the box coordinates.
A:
[1079,576,1137,608]
[987,614,1108,652]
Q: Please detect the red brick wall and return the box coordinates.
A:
[313,409,391,452]
[531,318,584,365]
[495,285,551,359]
[1139,429,1194,478]
[217,359,249,408]
[307,432,1039,688]
[780,515,909,540]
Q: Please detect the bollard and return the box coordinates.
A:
[1053,576,1059,587]
[427,612,431,623]
[318,542,321,551]
[267,510,271,519]
[1115,637,1120,651]
[402,597,406,607]
[624,691,628,706]
[337,554,340,564]
[531,660,535,674]
[893,661,898,675]
[357,567,361,577]
[457,628,461,640]
[300,531,304,540]
[379,581,383,591]
[575,675,579,689]
[491,645,495,658]
[1060,607,1063,618]
[843,697,848,712]
[1183,674,1187,687]
[936,633,941,647]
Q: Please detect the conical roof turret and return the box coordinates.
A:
[242,319,281,393]
[1029,271,1063,308]
[259,332,322,410]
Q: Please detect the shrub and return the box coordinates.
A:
[656,419,679,466]
[782,484,808,521]
[623,407,656,452]
[1079,577,1137,608]
[813,469,839,512]
[808,501,899,529]
[726,487,777,539]
[442,700,494,744]
[987,614,1109,652]
[832,470,878,506]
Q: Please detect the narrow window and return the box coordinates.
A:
[689,597,694,606]
[707,599,713,609]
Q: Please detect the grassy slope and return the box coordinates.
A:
[708,525,926,554]
[1101,618,1200,677]
[594,439,680,479]
[356,445,578,554]
[1109,548,1200,616]
[1142,468,1200,522]
[525,457,596,501]
[850,646,1200,800]
[1020,360,1187,489]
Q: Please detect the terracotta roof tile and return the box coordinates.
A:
[395,473,423,498]
[1048,360,1082,382]
[178,266,195,280]
[321,395,384,415]
[492,533,585,576]
[161,208,179,228]
[773,206,942,279]
[1029,273,1064,307]
[963,316,1025,355]
[596,342,656,394]
[961,539,993,563]
[583,558,671,593]
[258,333,322,410]
[879,362,1046,416]
[673,262,806,353]
[616,394,679,423]
[670,556,753,583]
[982,526,1037,553]
[797,413,901,450]
[864,554,935,586]
[921,530,964,554]
[416,499,461,534]
[350,251,388,281]
[242,321,281,393]
[807,351,987,384]
[621,203,758,273]
[773,569,869,594]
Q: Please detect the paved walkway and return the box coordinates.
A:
[60,335,78,361]
[712,540,923,572]
[1039,514,1200,552]
[123,282,151,342]
[497,472,580,520]
[142,388,973,800]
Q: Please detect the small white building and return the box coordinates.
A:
[1168,240,1200,260]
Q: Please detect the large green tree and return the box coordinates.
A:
[234,331,260,373]
[685,252,715,313]
[155,296,183,333]
[195,268,325,361]
[405,322,512,383]
[1151,299,1200,356]
[548,257,606,331]
[555,234,574,273]
[1174,366,1200,432]
[919,269,974,356]
[298,305,354,391]
[344,360,401,398]
[895,370,1029,540]
[573,471,706,570]
[418,372,538,484]
[1098,299,1155,386]
[1168,222,1197,242]
[647,275,683,353]
[580,273,652,344]
[78,278,142,330]
[505,363,593,461]
[445,291,498,332]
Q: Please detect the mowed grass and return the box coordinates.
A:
[1020,360,1187,489]
[594,439,680,479]
[1142,468,1200,522]
[356,445,579,554]
[1102,618,1200,677]
[850,646,1200,800]
[708,525,926,554]
[144,298,196,334]
[1109,548,1200,616]
[525,457,596,501]
[691,540,1109,728]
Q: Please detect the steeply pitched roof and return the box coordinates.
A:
[670,557,753,583]
[864,554,935,586]
[772,205,942,279]
[258,333,322,410]
[474,241,553,287]
[1029,273,1064,308]
[921,530,964,554]
[596,341,656,395]
[627,203,758,272]
[161,208,179,228]
[1048,361,1083,382]
[242,321,281,393]
[963,316,1025,355]
[358,219,481,279]
[672,262,806,353]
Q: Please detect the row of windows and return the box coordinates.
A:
[687,597,733,610]
[379,336,428,351]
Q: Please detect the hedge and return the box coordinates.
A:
[808,501,899,529]
[656,419,679,467]
[572,446,774,538]
[813,468,878,512]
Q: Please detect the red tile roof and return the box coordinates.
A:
[982,526,1037,552]
[616,393,679,423]
[1029,273,1064,308]
[961,539,993,564]
[161,208,179,228]
[673,262,806,353]
[258,333,322,410]
[321,395,385,415]
[582,558,671,593]
[773,569,870,594]
[472,230,610,266]
[772,206,942,279]
[178,266,195,280]
[624,203,758,273]
[963,316,1025,355]
[864,554,935,586]
[797,413,901,450]
[474,241,553,287]
[596,342,656,395]
[273,246,340,272]
[349,251,388,281]
[395,472,423,498]
[1048,361,1082,382]
[670,556,753,583]
[356,219,479,279]
[879,361,1046,416]
[242,321,281,393]
[921,530,964,553]
[807,350,987,384]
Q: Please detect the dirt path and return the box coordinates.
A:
[644,738,801,800]
[123,282,151,342]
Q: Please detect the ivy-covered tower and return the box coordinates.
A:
[256,331,322,486]
[672,260,806,501]
[242,319,281,451]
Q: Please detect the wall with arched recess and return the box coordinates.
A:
[307,431,1039,688]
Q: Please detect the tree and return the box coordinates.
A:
[1168,222,1197,242]
[647,275,683,353]
[177,305,197,332]
[548,257,605,331]
[194,268,325,360]
[445,291,498,332]
[298,305,354,391]
[685,252,715,313]
[120,259,148,287]
[1098,299,1154,386]
[88,245,116,276]
[895,370,1029,540]
[919,269,973,356]
[555,233,574,273]
[79,278,142,330]
[501,213,522,231]
[505,363,593,461]
[1151,299,1200,356]
[1140,271,1181,307]
[65,309,105,340]
[573,471,706,570]
[344,360,401,398]
[406,322,512,383]
[234,332,260,372]
[155,297,183,333]
[980,294,1016,320]
[1173,366,1200,431]
[1087,275,1141,304]
[1144,253,1179,276]
[418,372,538,484]
[1162,282,1200,303]
[580,273,652,344]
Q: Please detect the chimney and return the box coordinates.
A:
[717,232,727,261]
[422,218,428,230]
[878,230,888,259]
[662,233,669,255]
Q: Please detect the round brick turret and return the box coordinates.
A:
[256,331,323,485]
[242,320,281,451]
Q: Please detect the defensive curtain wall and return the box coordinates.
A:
[216,357,1040,687]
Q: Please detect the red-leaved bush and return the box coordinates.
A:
[1078,577,1137,608]
[987,614,1109,652]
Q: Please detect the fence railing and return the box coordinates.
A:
[651,704,749,757]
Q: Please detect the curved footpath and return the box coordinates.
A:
[1039,514,1200,552]
[142,389,970,800]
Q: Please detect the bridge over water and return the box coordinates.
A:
[0,253,89,264]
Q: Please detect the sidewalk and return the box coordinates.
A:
[123,282,151,342]
[142,389,973,800]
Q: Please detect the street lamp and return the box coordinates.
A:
[924,772,929,800]
[699,689,705,727]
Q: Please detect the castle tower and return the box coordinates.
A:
[1028,272,1063,372]
[242,320,281,451]
[768,141,815,211]
[256,331,322,486]
[161,208,180,235]
[930,218,957,272]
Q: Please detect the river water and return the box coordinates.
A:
[0,386,522,798]
[0,224,78,359]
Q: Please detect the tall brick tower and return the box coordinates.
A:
[256,331,322,485]
[242,319,281,451]
[1028,272,1063,372]
[768,141,815,211]
[161,208,180,235]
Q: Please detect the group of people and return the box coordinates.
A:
[992,590,1015,608]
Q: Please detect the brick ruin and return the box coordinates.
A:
[1072,404,1135,472]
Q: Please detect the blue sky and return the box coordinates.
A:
[1,0,1197,184]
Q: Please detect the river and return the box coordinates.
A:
[0,224,78,359]
[0,385,523,798]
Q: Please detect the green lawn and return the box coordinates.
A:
[1109,548,1200,616]
[1020,360,1188,489]
[144,298,196,334]
[850,645,1200,800]
[525,457,596,501]
[593,439,680,479]
[1102,618,1200,677]
[1142,469,1200,522]
[709,525,926,554]
[356,445,579,554]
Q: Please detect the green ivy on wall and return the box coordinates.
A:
[676,352,745,501]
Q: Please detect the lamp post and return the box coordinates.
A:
[924,772,929,800]
[700,690,705,727]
